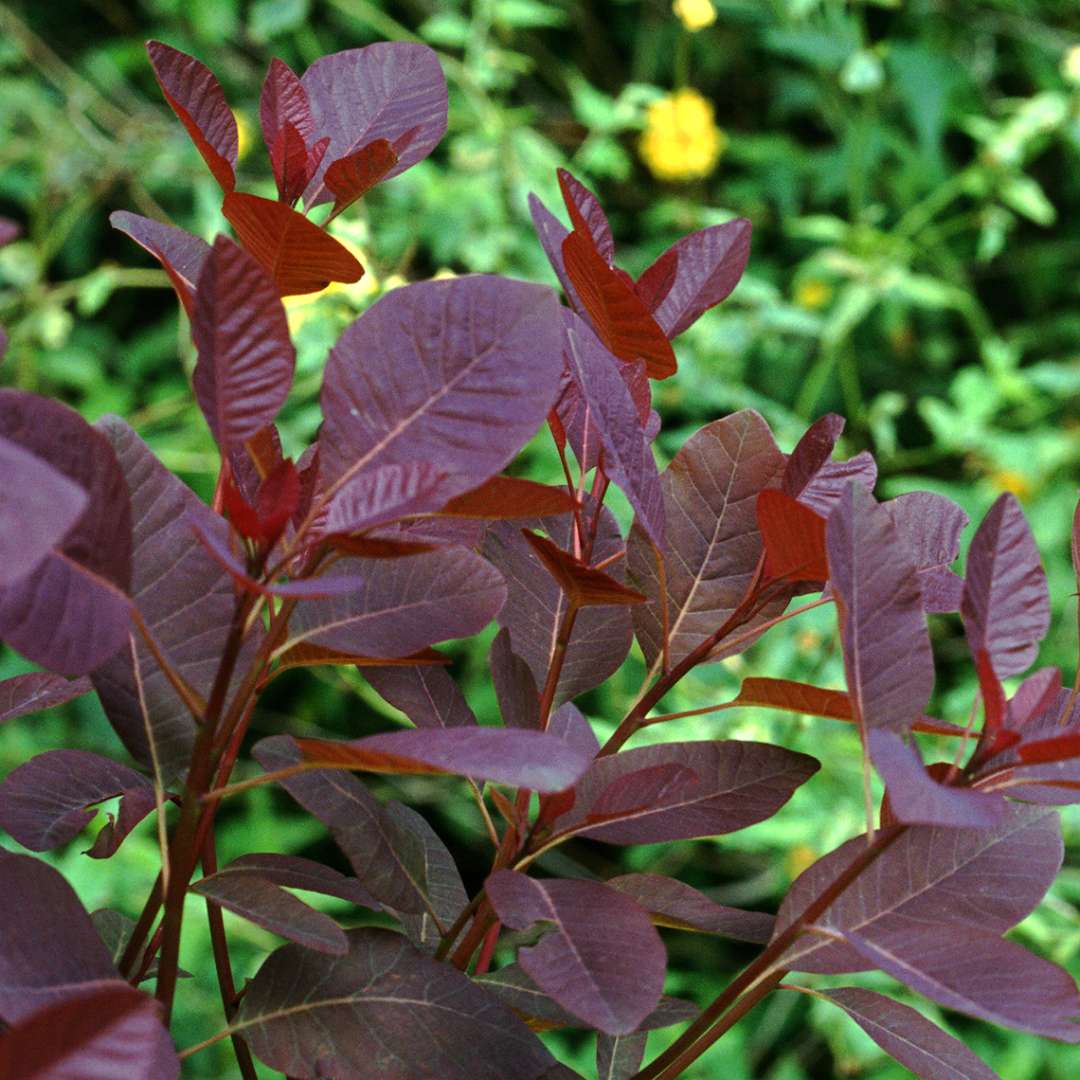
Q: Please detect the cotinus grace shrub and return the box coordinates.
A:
[1,38,1079,1080]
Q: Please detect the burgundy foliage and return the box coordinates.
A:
[2,36,1078,1080]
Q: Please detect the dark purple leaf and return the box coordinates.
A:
[0,749,154,854]
[253,736,436,915]
[235,927,560,1079]
[363,663,477,729]
[191,871,348,955]
[0,392,131,675]
[0,216,21,246]
[91,418,263,781]
[225,853,380,908]
[636,219,752,337]
[300,43,448,207]
[484,501,632,704]
[827,482,935,734]
[597,1031,647,1080]
[287,725,591,793]
[109,211,210,315]
[0,983,179,1080]
[192,236,295,449]
[285,548,506,658]
[146,41,237,193]
[437,476,579,520]
[476,965,697,1031]
[486,870,666,1035]
[883,492,969,613]
[382,802,467,951]
[529,193,580,309]
[842,924,1080,1042]
[563,312,664,545]
[260,57,314,148]
[781,414,846,500]
[319,277,562,502]
[0,851,120,1021]
[555,740,819,844]
[0,435,87,586]
[548,701,600,758]
[606,873,774,943]
[627,410,785,670]
[557,169,614,264]
[818,986,1001,1080]
[773,803,1062,974]
[1008,668,1063,730]
[867,729,1005,829]
[0,673,92,724]
[324,462,448,536]
[961,493,1050,679]
[587,763,699,822]
[490,628,540,729]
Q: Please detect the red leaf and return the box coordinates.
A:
[260,57,314,148]
[439,476,578,519]
[522,530,646,608]
[1017,733,1080,765]
[269,123,316,205]
[562,230,676,380]
[222,191,364,296]
[275,642,447,674]
[255,459,301,543]
[146,40,237,193]
[756,489,828,582]
[324,138,399,219]
[557,168,614,264]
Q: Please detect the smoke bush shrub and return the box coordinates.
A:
[0,38,1078,1080]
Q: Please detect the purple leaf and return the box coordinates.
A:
[0,391,131,675]
[636,219,752,337]
[528,193,580,309]
[548,701,600,759]
[320,277,562,502]
[476,965,696,1032]
[287,726,592,793]
[192,236,295,449]
[363,664,477,729]
[0,983,179,1080]
[0,216,21,246]
[563,312,664,546]
[224,853,380,909]
[554,740,818,844]
[883,492,969,613]
[0,672,92,724]
[146,41,237,193]
[260,57,315,148]
[781,414,846,500]
[91,419,263,781]
[0,749,154,854]
[818,986,1001,1080]
[300,43,448,207]
[235,927,561,1079]
[841,924,1080,1042]
[773,803,1063,974]
[606,873,774,943]
[0,435,87,586]
[961,493,1050,679]
[1008,667,1063,730]
[557,169,614,264]
[486,870,666,1035]
[191,871,348,955]
[324,462,448,536]
[827,483,935,734]
[253,736,437,915]
[0,851,120,1021]
[109,211,210,314]
[285,548,506,658]
[483,500,632,704]
[627,410,785,670]
[490,628,540,729]
[597,1031,647,1080]
[382,802,467,951]
[867,729,1006,829]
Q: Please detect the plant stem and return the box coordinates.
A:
[119,872,163,980]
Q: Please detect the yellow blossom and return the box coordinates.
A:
[988,469,1034,501]
[639,88,727,182]
[234,110,255,161]
[786,844,817,880]
[673,0,716,32]
[1062,44,1080,86]
[794,278,833,310]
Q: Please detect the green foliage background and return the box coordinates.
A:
[1,0,1079,1076]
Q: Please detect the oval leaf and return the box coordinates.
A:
[109,211,210,316]
[0,673,92,725]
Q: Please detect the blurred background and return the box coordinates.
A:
[1,0,1079,1076]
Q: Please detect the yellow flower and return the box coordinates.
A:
[1062,44,1080,86]
[639,88,727,182]
[988,469,1034,501]
[794,278,833,310]
[673,0,716,32]
[234,110,255,161]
